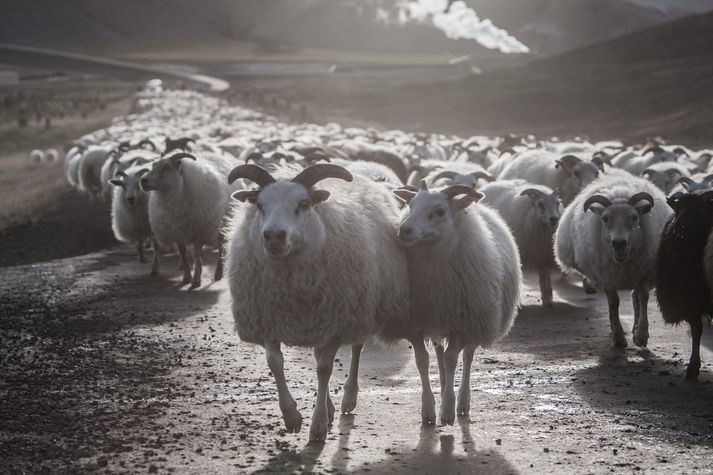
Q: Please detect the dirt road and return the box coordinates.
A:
[2,219,712,473]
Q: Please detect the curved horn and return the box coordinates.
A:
[628,192,654,208]
[244,152,264,164]
[641,168,657,177]
[292,164,353,189]
[520,188,546,200]
[167,152,197,162]
[472,171,495,182]
[135,168,150,178]
[228,164,277,187]
[676,176,695,186]
[583,194,612,212]
[114,170,128,178]
[642,145,664,155]
[137,138,157,151]
[441,184,482,200]
[430,170,458,182]
[304,152,331,163]
[128,156,151,166]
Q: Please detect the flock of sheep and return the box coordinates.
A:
[57,84,713,441]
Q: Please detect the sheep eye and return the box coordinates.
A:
[297,200,310,212]
[602,216,609,224]
[632,215,639,223]
[256,203,263,212]
[433,207,446,218]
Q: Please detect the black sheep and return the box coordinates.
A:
[655,190,713,380]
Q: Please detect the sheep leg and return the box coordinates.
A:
[150,236,160,277]
[457,344,476,417]
[539,267,553,307]
[213,241,224,281]
[685,317,703,380]
[632,288,649,348]
[177,244,192,284]
[440,336,463,426]
[310,341,340,442]
[409,336,436,425]
[136,242,147,263]
[265,340,302,433]
[435,343,446,395]
[605,290,627,347]
[341,344,362,414]
[190,244,203,289]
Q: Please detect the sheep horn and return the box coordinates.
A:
[628,192,654,208]
[642,145,664,155]
[583,194,612,212]
[292,164,353,189]
[137,139,157,151]
[441,185,483,200]
[472,171,495,182]
[135,168,150,177]
[167,152,197,162]
[128,156,151,166]
[676,176,695,186]
[228,164,277,186]
[245,152,264,164]
[520,188,546,200]
[114,170,128,178]
[431,170,458,182]
[304,152,331,163]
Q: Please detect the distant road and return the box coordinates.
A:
[0,43,230,92]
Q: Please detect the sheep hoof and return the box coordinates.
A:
[308,421,329,442]
[189,280,201,290]
[182,274,192,285]
[340,384,359,414]
[457,396,470,417]
[282,410,302,433]
[440,395,456,426]
[612,333,628,348]
[685,365,700,381]
[632,331,648,348]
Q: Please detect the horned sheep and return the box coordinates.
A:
[555,175,670,348]
[224,163,409,441]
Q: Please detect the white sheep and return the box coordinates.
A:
[30,149,44,163]
[64,144,86,188]
[139,151,233,288]
[224,163,409,441]
[498,151,603,205]
[392,181,521,425]
[641,162,690,194]
[611,146,676,176]
[44,148,59,163]
[109,165,152,263]
[555,174,671,347]
[77,145,113,200]
[480,179,563,307]
[100,148,158,203]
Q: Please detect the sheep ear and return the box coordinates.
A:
[555,155,581,175]
[310,189,330,204]
[231,190,260,203]
[109,178,124,187]
[393,189,417,204]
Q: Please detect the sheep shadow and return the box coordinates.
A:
[571,346,713,448]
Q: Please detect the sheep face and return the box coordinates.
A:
[248,182,327,261]
[584,194,654,263]
[139,153,195,192]
[521,189,563,229]
[643,169,677,193]
[111,169,148,207]
[394,184,483,249]
[556,156,599,202]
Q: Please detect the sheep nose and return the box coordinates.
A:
[127,196,136,205]
[399,226,413,239]
[263,229,287,242]
[611,239,627,250]
[549,217,559,226]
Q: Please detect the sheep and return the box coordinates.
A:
[44,148,59,162]
[392,181,521,425]
[224,163,409,441]
[480,179,563,307]
[641,162,690,194]
[498,151,603,205]
[109,165,152,263]
[555,175,670,347]
[611,146,676,176]
[425,168,494,189]
[139,151,232,288]
[30,149,44,163]
[656,191,713,380]
[100,148,158,203]
[64,144,86,188]
[77,146,113,200]
[673,174,713,194]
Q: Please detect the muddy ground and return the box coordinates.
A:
[1,192,713,473]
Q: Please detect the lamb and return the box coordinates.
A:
[224,163,409,441]
[109,165,152,263]
[498,151,603,205]
[139,151,232,288]
[392,181,521,425]
[656,191,713,380]
[555,175,670,347]
[480,179,563,307]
